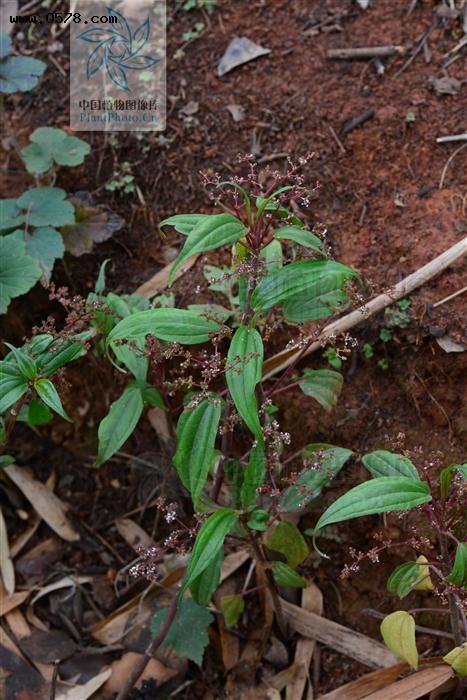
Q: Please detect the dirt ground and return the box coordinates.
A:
[1,0,466,697]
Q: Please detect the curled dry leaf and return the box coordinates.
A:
[226,104,246,122]
[10,513,41,558]
[5,464,79,542]
[28,575,92,615]
[61,192,125,256]
[217,37,271,77]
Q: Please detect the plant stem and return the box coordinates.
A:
[249,534,288,638]
[211,398,232,501]
[439,532,463,647]
[115,593,178,700]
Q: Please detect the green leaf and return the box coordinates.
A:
[387,562,421,598]
[283,289,349,323]
[23,227,64,281]
[251,259,358,314]
[189,548,223,607]
[440,463,467,498]
[380,611,418,670]
[21,127,90,174]
[0,455,14,468]
[0,233,41,314]
[0,378,28,414]
[314,477,431,534]
[187,303,233,323]
[169,213,246,285]
[247,508,269,531]
[220,595,245,627]
[0,55,46,94]
[241,442,266,509]
[108,308,221,347]
[16,188,75,228]
[173,398,221,503]
[362,451,420,480]
[160,213,209,234]
[271,561,306,588]
[299,368,343,412]
[260,239,283,273]
[34,378,71,422]
[447,542,467,587]
[17,399,53,427]
[4,343,37,379]
[226,326,263,441]
[141,385,165,408]
[273,225,325,254]
[95,259,110,295]
[443,644,467,677]
[37,337,89,377]
[0,33,12,59]
[224,459,245,507]
[265,521,308,567]
[181,508,238,594]
[279,445,353,512]
[96,384,144,467]
[0,199,25,232]
[150,597,213,666]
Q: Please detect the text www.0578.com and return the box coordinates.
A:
[10,12,119,25]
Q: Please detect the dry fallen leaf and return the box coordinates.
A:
[55,667,112,700]
[428,76,461,97]
[286,580,323,700]
[220,548,250,583]
[0,504,15,594]
[147,406,172,443]
[217,37,271,77]
[281,598,397,669]
[436,336,466,353]
[226,104,246,122]
[104,651,177,693]
[361,665,454,700]
[5,464,79,542]
[10,513,41,558]
[135,254,198,297]
[28,575,92,622]
[316,662,407,699]
[20,629,76,664]
[116,518,155,551]
[0,589,29,617]
[62,192,124,256]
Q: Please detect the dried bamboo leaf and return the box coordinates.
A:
[5,464,79,542]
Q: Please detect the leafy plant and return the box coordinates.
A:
[105,161,135,193]
[320,450,467,675]
[0,32,46,94]
[0,128,123,312]
[21,127,90,174]
[2,161,465,688]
